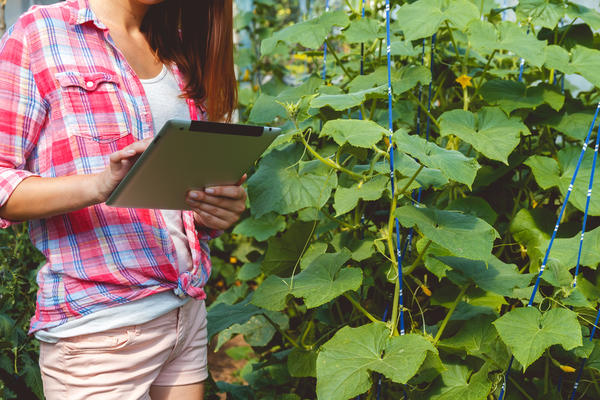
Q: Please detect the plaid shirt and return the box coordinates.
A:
[0,0,218,334]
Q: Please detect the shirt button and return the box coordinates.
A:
[85,81,94,88]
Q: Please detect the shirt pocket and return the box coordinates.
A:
[55,71,132,143]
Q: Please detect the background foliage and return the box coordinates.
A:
[4,0,600,399]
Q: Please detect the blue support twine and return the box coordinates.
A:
[499,102,600,400]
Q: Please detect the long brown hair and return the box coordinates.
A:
[142,0,237,122]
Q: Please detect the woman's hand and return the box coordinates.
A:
[186,175,247,231]
[95,138,153,202]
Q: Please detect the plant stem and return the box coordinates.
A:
[474,49,497,93]
[445,21,460,60]
[433,284,469,344]
[299,132,363,181]
[407,91,440,130]
[404,240,431,275]
[508,376,534,400]
[263,313,302,349]
[324,38,354,80]
[344,293,379,323]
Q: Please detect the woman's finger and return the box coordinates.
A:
[193,209,234,230]
[188,186,247,202]
[186,195,246,214]
[193,202,241,221]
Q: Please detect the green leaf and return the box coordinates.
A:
[346,65,431,95]
[233,213,287,241]
[216,313,288,351]
[480,80,564,113]
[248,144,338,217]
[493,307,582,370]
[333,175,388,216]
[253,250,362,310]
[516,0,566,29]
[525,145,600,216]
[311,85,386,111]
[539,226,600,273]
[437,256,533,296]
[383,152,449,189]
[320,119,387,148]
[393,0,479,41]
[343,18,385,43]
[331,233,375,262]
[547,112,598,141]
[439,107,530,164]
[393,129,480,187]
[207,295,264,341]
[248,94,286,124]
[261,221,315,276]
[237,262,262,281]
[316,323,437,400]
[567,3,600,31]
[447,196,498,225]
[288,348,317,378]
[261,11,350,55]
[391,40,419,57]
[427,362,494,400]
[300,242,328,270]
[468,20,547,67]
[395,206,499,261]
[441,315,501,357]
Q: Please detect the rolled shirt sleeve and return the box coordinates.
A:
[0,21,46,227]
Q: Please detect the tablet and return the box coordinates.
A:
[106,119,281,210]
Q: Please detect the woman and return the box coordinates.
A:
[0,0,243,398]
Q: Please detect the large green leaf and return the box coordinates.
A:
[393,129,480,188]
[393,0,479,41]
[316,323,437,400]
[261,11,350,55]
[480,80,564,113]
[320,119,387,148]
[441,315,502,358]
[427,362,494,400]
[207,296,264,340]
[437,256,533,296]
[248,144,338,217]
[493,307,582,370]
[547,111,598,141]
[525,145,600,216]
[311,86,386,111]
[232,213,287,241]
[347,65,431,95]
[543,45,600,88]
[343,18,385,43]
[215,313,289,351]
[333,175,388,216]
[261,221,315,276]
[567,4,600,31]
[439,107,530,164]
[467,20,547,67]
[395,206,499,261]
[516,0,566,29]
[252,250,362,310]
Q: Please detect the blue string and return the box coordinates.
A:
[572,116,600,289]
[499,103,600,400]
[517,28,529,82]
[359,0,366,120]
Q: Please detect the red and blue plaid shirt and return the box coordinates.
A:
[0,0,218,334]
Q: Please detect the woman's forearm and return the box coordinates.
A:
[0,174,103,222]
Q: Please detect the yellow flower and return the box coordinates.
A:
[560,364,576,373]
[229,256,238,264]
[456,74,473,89]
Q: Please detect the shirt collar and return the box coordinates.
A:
[68,0,107,30]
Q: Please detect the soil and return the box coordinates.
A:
[207,334,252,398]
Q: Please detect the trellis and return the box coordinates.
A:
[317,1,600,398]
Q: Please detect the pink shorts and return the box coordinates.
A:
[39,298,208,400]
